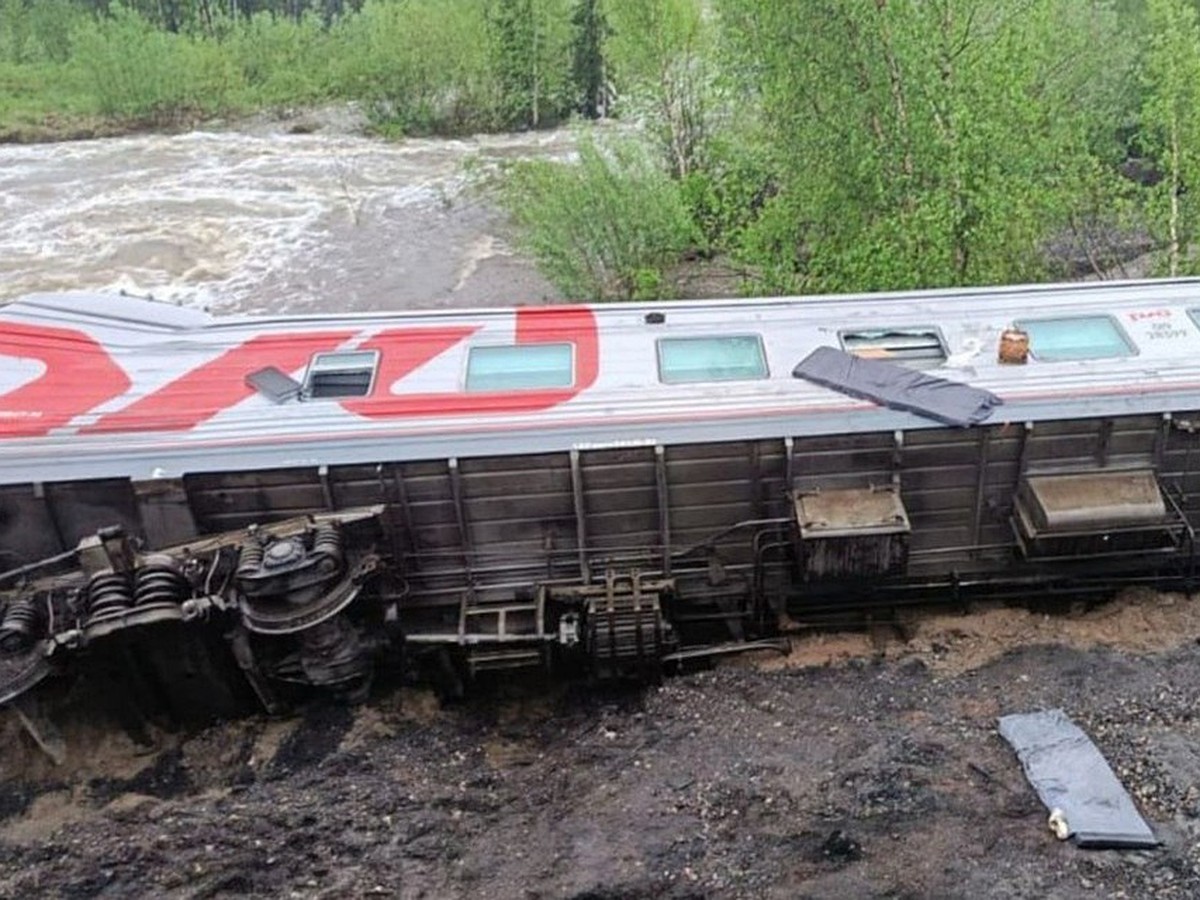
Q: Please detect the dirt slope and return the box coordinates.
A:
[1,591,1199,899]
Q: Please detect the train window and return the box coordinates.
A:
[466,343,574,391]
[1015,315,1135,361]
[302,350,379,399]
[657,335,769,383]
[839,327,947,367]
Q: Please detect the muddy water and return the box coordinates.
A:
[0,116,571,314]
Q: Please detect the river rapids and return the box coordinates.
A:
[0,114,570,314]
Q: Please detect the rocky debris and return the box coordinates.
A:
[0,640,1199,897]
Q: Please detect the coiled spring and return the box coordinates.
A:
[87,570,134,619]
[237,538,265,579]
[312,523,343,567]
[312,520,345,578]
[0,595,41,652]
[134,557,190,607]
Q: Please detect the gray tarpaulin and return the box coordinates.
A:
[998,709,1158,849]
[791,347,1001,427]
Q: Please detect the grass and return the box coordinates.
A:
[0,61,103,140]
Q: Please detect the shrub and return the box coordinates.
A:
[329,0,494,135]
[496,132,700,300]
[227,13,333,106]
[71,5,242,120]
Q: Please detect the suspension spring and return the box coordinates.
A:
[134,557,190,607]
[312,523,343,569]
[87,569,134,620]
[0,595,41,652]
[237,537,266,579]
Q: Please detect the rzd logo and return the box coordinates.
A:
[0,307,598,438]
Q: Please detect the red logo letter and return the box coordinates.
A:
[0,323,132,438]
[343,306,598,418]
[86,331,356,433]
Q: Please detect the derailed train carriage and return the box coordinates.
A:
[2,279,1200,725]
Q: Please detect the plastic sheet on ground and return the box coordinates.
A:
[791,346,1001,427]
[998,709,1158,849]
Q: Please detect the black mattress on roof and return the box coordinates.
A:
[792,346,1001,427]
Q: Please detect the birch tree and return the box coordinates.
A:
[604,0,712,178]
[1140,0,1200,275]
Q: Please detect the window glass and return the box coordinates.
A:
[1016,315,1135,361]
[657,335,768,383]
[466,343,574,391]
[304,350,378,399]
[840,328,947,366]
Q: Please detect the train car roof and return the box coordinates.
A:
[5,278,1200,484]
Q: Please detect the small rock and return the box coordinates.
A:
[821,829,863,862]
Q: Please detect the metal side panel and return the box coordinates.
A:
[795,486,911,539]
[0,484,64,563]
[43,478,143,548]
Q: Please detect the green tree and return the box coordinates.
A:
[1140,0,1200,275]
[487,0,573,129]
[330,0,494,135]
[1,0,82,63]
[715,0,1133,293]
[604,0,712,178]
[570,0,608,118]
[71,3,240,118]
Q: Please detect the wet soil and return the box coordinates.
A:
[0,103,371,146]
[1,589,1199,898]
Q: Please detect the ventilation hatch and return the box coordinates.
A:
[840,327,947,367]
[303,350,379,399]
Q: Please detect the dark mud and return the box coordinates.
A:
[1,634,1199,899]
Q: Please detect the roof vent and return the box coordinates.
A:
[840,327,947,367]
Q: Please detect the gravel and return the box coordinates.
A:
[1,624,1200,898]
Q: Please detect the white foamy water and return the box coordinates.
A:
[0,122,575,314]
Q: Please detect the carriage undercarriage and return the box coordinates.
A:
[4,408,1199,750]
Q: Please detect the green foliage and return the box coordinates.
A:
[328,0,495,134]
[570,0,608,117]
[604,0,712,177]
[1140,0,1200,275]
[328,0,579,135]
[677,135,777,253]
[0,0,85,64]
[0,0,623,137]
[496,134,700,300]
[0,58,96,131]
[226,13,332,105]
[486,0,575,129]
[71,4,242,118]
[714,0,1134,294]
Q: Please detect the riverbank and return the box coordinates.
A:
[0,88,374,144]
[4,0,1170,303]
[0,113,129,144]
[0,0,599,148]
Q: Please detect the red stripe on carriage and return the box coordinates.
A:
[84,331,356,433]
[0,323,133,438]
[342,306,598,419]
